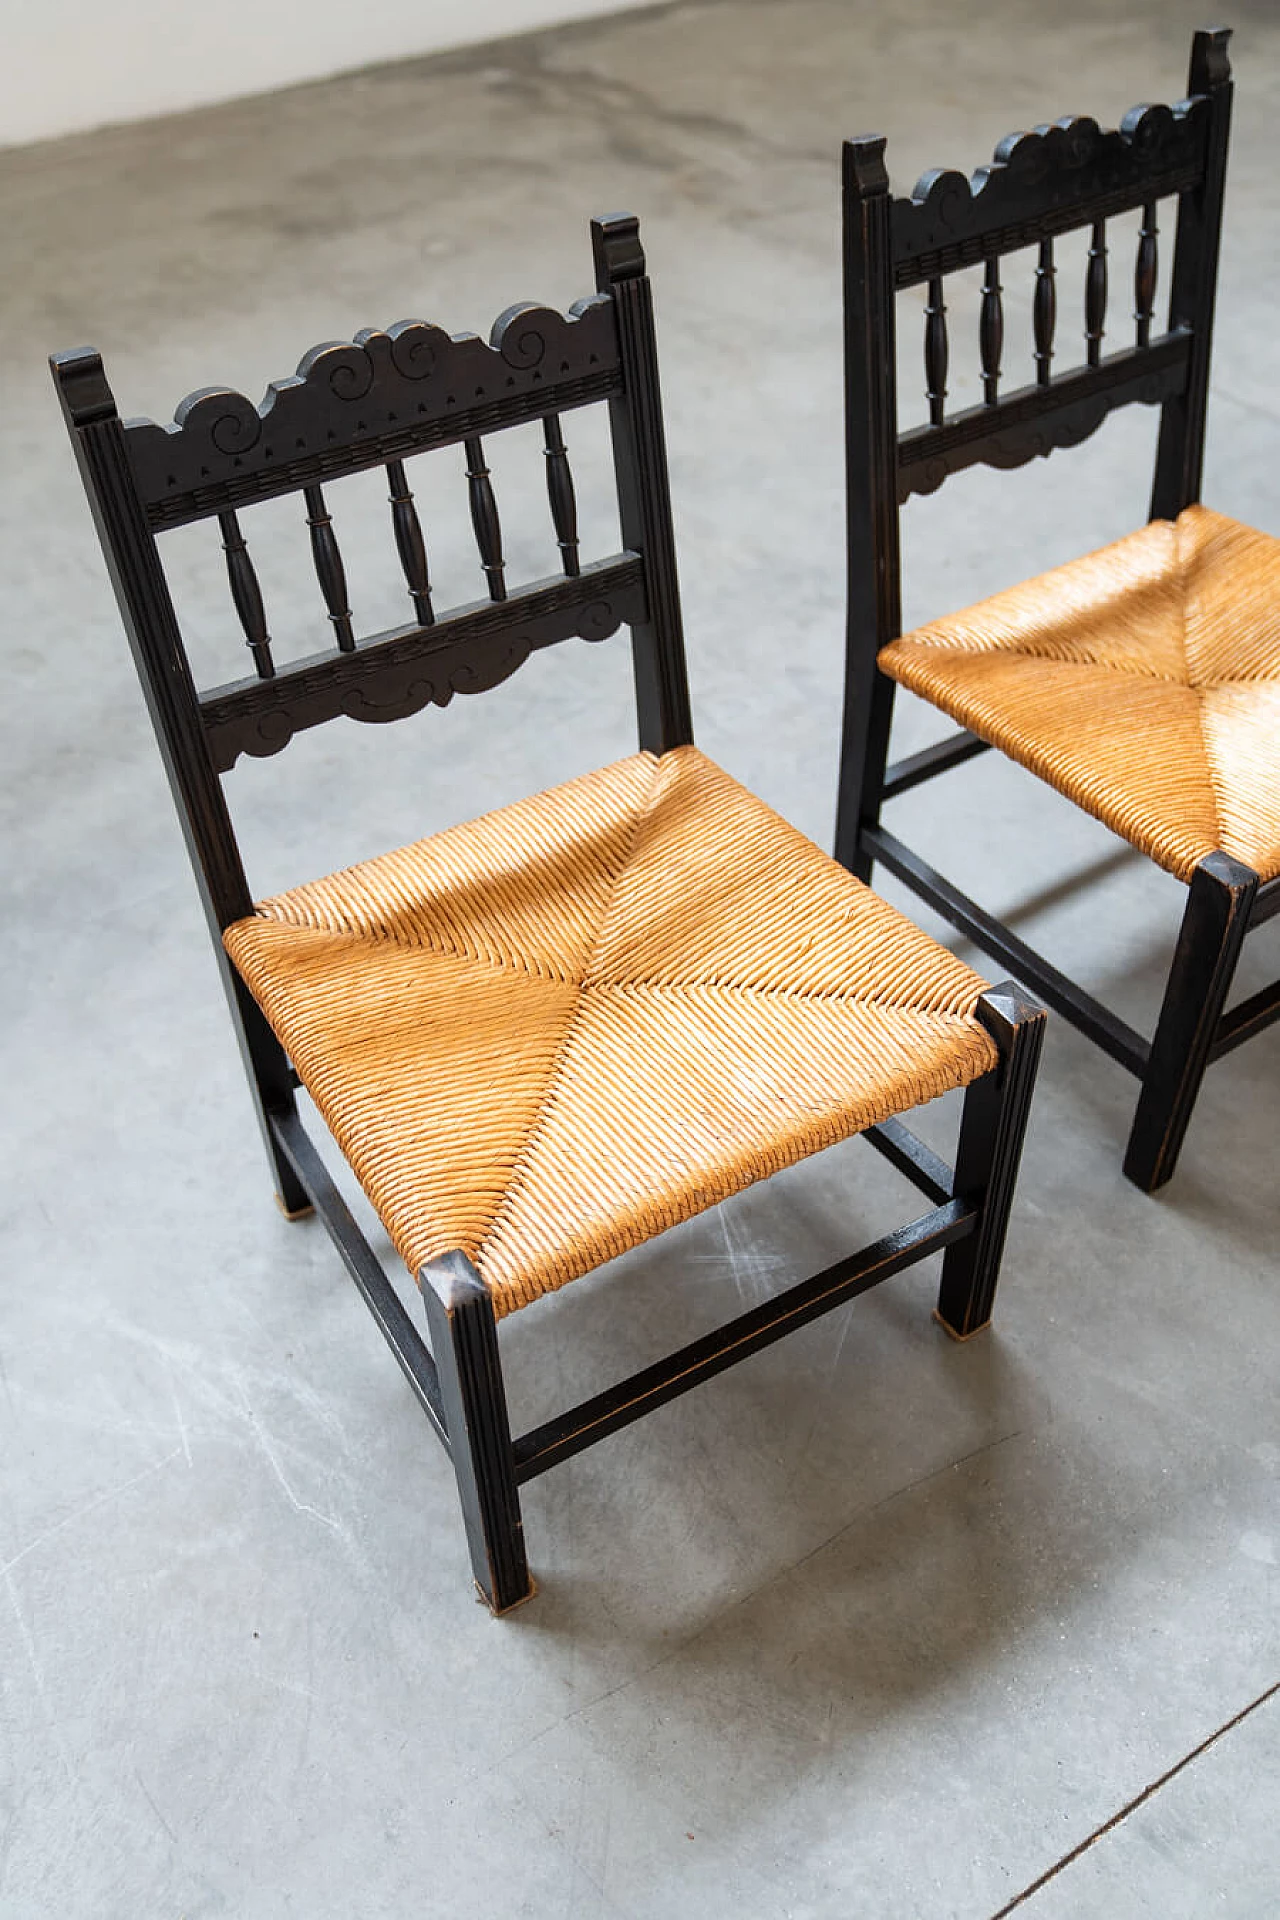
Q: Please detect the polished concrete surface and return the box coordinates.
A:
[2,2,1278,1914]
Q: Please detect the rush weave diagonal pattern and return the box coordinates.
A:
[879,506,1280,885]
[224,748,998,1314]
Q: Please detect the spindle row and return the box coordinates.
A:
[217,414,582,680]
[917,205,1163,423]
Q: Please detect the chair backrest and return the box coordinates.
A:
[841,26,1233,677]
[52,212,693,934]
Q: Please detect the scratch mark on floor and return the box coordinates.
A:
[134,1769,178,1847]
[166,1359,192,1469]
[0,1447,183,1579]
[4,1568,76,1788]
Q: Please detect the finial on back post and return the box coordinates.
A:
[843,136,890,198]
[1189,25,1232,92]
[49,347,118,428]
[591,213,646,291]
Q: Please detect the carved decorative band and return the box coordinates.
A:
[894,164,1200,287]
[128,298,622,530]
[890,100,1209,288]
[896,333,1190,500]
[199,555,647,771]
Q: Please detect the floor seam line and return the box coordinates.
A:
[987,1676,1280,1918]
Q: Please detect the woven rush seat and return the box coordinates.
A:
[880,506,1280,885]
[225,746,999,1316]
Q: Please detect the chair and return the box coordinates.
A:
[837,27,1279,1192]
[54,214,1043,1612]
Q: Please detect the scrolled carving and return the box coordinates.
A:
[297,339,377,403]
[892,95,1210,286]
[578,599,617,642]
[127,296,622,528]
[491,303,556,370]
[386,320,443,381]
[173,386,263,458]
[896,333,1190,502]
[1120,101,1177,158]
[200,557,645,771]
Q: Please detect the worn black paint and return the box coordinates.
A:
[840,29,1274,1190]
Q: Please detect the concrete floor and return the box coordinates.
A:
[2,1,1278,1913]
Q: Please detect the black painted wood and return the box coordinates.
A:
[834,136,901,879]
[925,276,949,423]
[863,1117,953,1206]
[542,412,581,576]
[421,1254,531,1613]
[1135,200,1159,348]
[1034,237,1057,386]
[1248,876,1280,928]
[512,1200,975,1483]
[863,823,1149,1078]
[1151,27,1234,518]
[303,484,355,651]
[58,210,1040,1611]
[126,302,623,528]
[1085,217,1108,367]
[591,213,694,752]
[1125,853,1257,1190]
[271,1105,448,1444]
[51,348,306,1212]
[980,256,1003,405]
[840,33,1263,1190]
[897,334,1189,500]
[385,458,434,625]
[218,510,275,678]
[199,556,646,772]
[936,986,1045,1338]
[464,435,506,601]
[882,729,990,799]
[1210,977,1280,1061]
[892,100,1213,286]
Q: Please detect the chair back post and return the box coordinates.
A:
[50,347,304,1181]
[1150,25,1233,521]
[50,347,255,934]
[834,137,902,879]
[591,213,695,753]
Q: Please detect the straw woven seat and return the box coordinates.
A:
[63,210,1044,1610]
[880,507,1280,885]
[225,746,999,1316]
[841,33,1278,1197]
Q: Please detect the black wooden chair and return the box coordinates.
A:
[837,28,1279,1192]
[55,214,1043,1612]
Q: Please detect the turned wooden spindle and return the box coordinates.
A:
[385,459,434,626]
[464,436,506,602]
[924,277,949,425]
[217,510,274,679]
[1033,238,1056,386]
[303,485,354,652]
[1135,201,1159,349]
[980,256,1003,407]
[542,413,580,577]
[1085,218,1108,368]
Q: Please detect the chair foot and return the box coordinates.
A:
[421,1252,532,1614]
[477,1572,539,1617]
[274,1193,315,1222]
[1123,853,1257,1193]
[936,983,1046,1338]
[932,1308,990,1343]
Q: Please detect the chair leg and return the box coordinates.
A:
[936,983,1046,1341]
[227,967,312,1218]
[1124,852,1258,1194]
[834,669,896,885]
[420,1252,532,1614]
